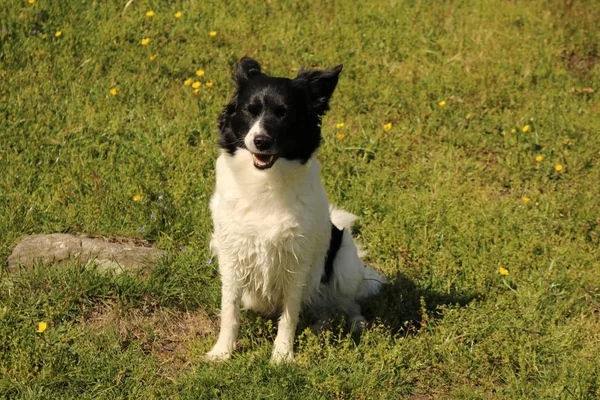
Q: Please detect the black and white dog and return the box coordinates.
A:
[207,57,386,364]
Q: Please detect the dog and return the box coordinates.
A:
[206,57,386,364]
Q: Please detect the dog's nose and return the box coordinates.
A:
[253,135,273,151]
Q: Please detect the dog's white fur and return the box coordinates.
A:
[207,149,385,363]
[244,118,264,154]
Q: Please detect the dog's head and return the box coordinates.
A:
[217,57,342,170]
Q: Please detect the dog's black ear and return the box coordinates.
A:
[234,57,262,87]
[294,64,343,116]
[217,99,238,154]
[217,99,236,133]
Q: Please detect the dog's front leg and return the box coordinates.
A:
[206,277,241,361]
[271,282,304,364]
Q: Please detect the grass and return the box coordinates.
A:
[1,0,599,398]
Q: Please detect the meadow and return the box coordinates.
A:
[1,0,599,398]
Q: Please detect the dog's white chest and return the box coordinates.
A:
[213,194,314,308]
[209,154,330,311]
[214,190,311,264]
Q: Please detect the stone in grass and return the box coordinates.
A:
[6,234,165,273]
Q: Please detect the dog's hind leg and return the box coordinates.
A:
[341,300,367,334]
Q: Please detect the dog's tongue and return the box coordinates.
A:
[254,154,272,163]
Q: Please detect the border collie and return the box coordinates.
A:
[206,57,386,364]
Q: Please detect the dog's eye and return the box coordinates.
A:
[274,106,287,118]
[245,104,261,117]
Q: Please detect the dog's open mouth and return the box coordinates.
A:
[252,153,279,170]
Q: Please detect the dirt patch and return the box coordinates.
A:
[83,303,216,378]
[564,51,599,79]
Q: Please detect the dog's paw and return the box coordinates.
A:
[205,347,232,362]
[348,315,367,334]
[270,348,294,365]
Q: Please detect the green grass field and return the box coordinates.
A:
[1,0,599,398]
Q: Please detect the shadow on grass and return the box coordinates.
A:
[362,271,480,335]
[205,270,480,354]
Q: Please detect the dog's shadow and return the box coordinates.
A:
[238,271,478,352]
[362,270,479,336]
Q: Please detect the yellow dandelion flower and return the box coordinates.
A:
[438,100,446,107]
[133,194,142,202]
[335,123,345,129]
[555,164,564,172]
[36,321,47,333]
[146,10,155,17]
[184,78,193,86]
[522,197,531,204]
[498,267,509,276]
[522,124,531,132]
[209,31,217,37]
[383,122,392,131]
[535,155,544,162]
[192,88,200,95]
[174,11,182,18]
[28,0,34,4]
[141,38,150,46]
[336,133,346,140]
[205,81,214,88]
[195,69,205,77]
[191,81,202,89]
[55,31,62,37]
[109,88,118,96]
[511,128,516,134]
[149,54,159,61]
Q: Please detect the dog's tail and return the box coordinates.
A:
[330,206,363,258]
[329,206,387,299]
[330,206,358,231]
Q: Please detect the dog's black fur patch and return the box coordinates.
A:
[217,57,342,165]
[322,223,344,284]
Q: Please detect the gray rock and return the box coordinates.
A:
[6,234,165,273]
